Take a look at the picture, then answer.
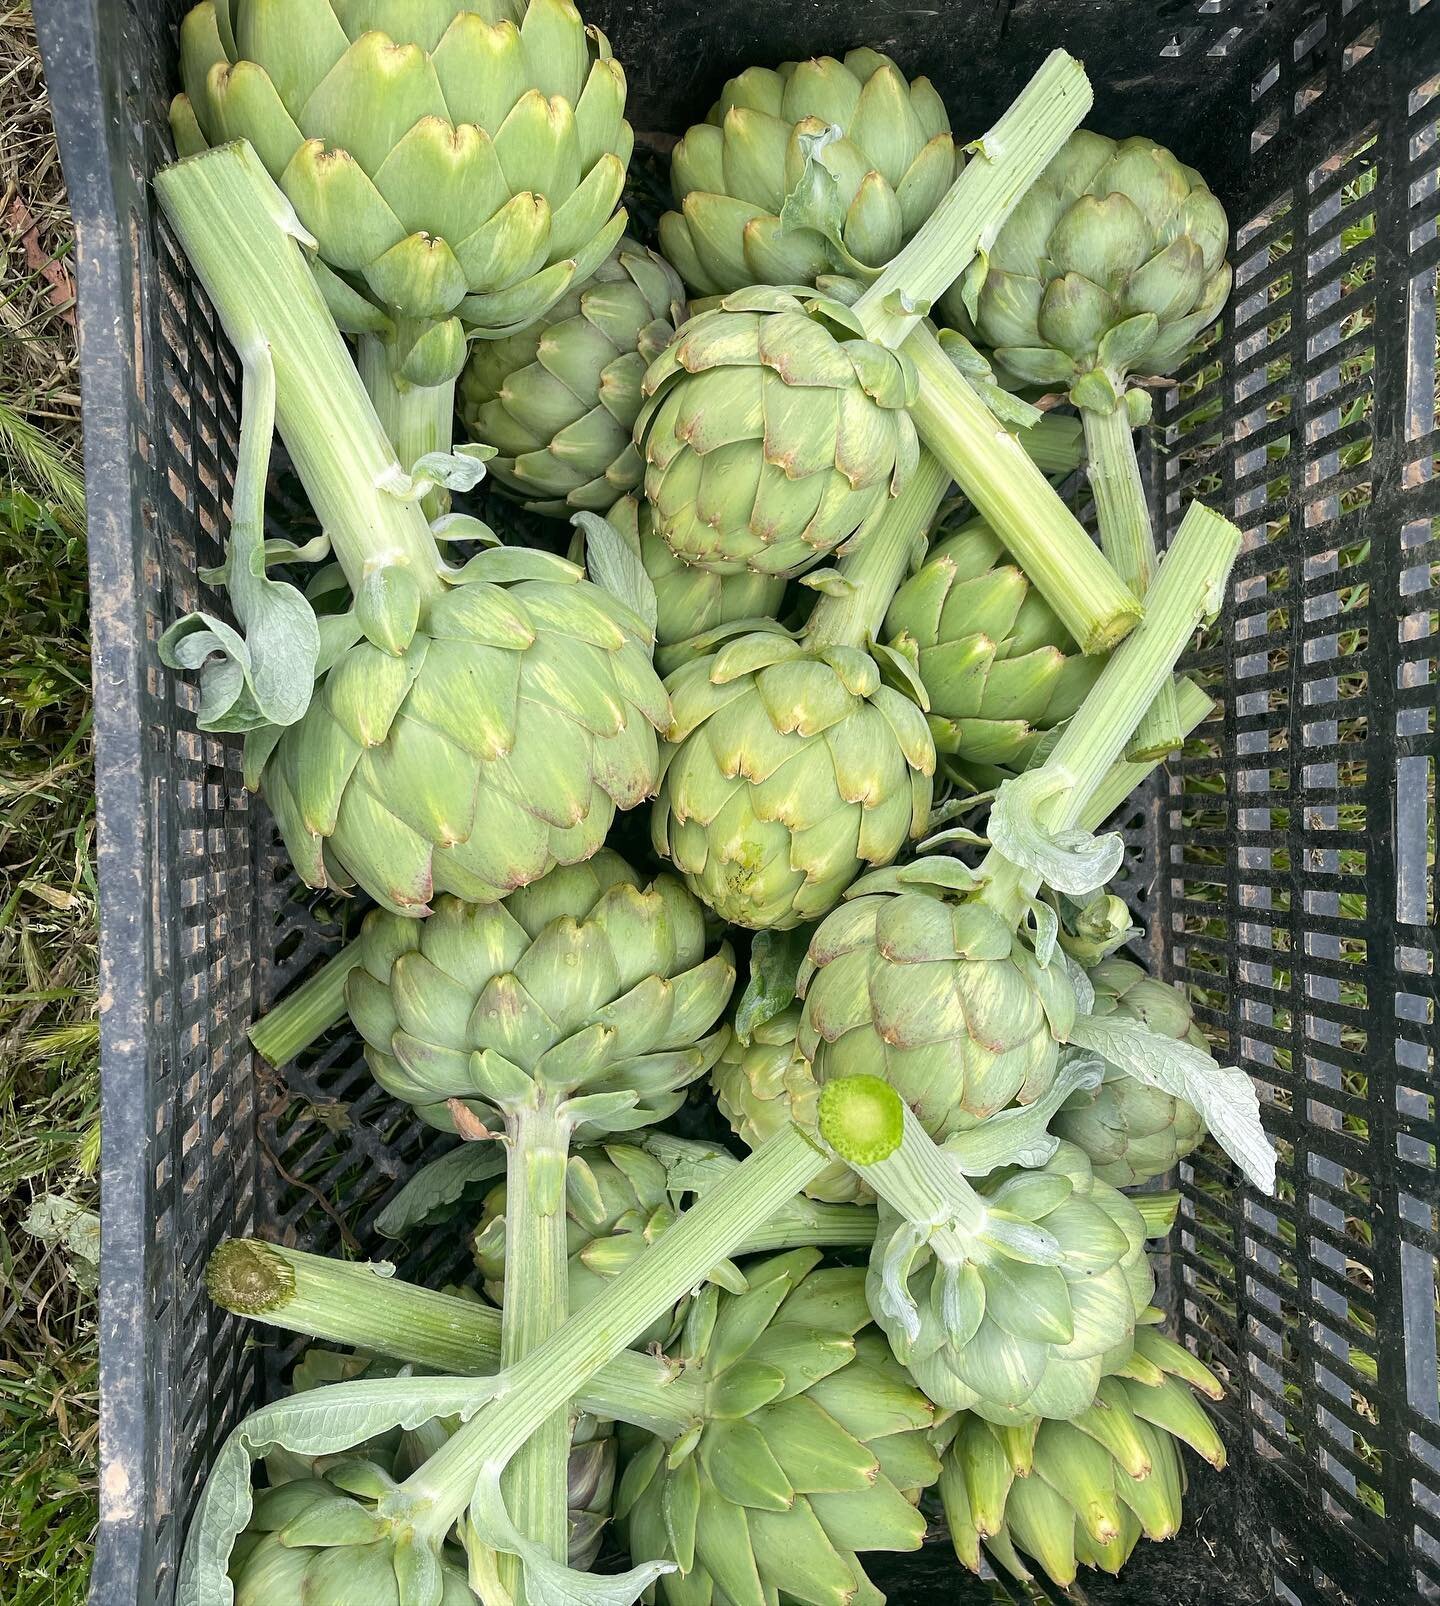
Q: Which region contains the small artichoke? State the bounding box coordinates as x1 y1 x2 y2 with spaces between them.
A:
943 131 1231 415
344 850 734 1134
1053 957 1208 1186
566 1412 619 1572
941 1323 1227 1587
459 239 686 513
174 0 632 382
712 1005 869 1204
617 1249 940 1606
661 50 959 297
636 286 919 578
869 1141 1154 1422
884 508 1104 785
261 552 669 916
652 635 934 930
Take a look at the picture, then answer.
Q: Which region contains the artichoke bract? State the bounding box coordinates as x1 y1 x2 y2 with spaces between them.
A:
460 239 686 514
713 1005 871 1204
261 550 669 916
617 1249 940 1606
1053 957 1208 1185
942 1323 1227 1587
869 1141 1154 1422
884 508 1104 786
636 286 920 579
660 50 960 297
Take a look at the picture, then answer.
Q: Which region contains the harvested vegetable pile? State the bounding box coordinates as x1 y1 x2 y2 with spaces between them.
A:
155 6 1276 1602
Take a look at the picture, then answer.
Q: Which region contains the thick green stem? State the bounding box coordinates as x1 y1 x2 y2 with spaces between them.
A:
805 450 950 650
1078 675 1213 832
358 325 457 522
1021 411 1083 477
401 1125 832 1538
154 142 444 603
907 326 1141 655
248 945 364 1066
853 50 1092 349
499 1103 576 1598
1082 401 1182 757
204 1238 704 1439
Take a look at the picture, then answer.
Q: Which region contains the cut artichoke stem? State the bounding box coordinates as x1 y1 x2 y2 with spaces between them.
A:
247 944 365 1067
397 1123 838 1543
853 49 1093 350
154 143 445 606
907 326 1140 656
805 448 951 650
204 1238 707 1440
979 501 1242 925
1022 412 1084 477
1081 399 1183 758
358 323 459 523
1077 676 1213 832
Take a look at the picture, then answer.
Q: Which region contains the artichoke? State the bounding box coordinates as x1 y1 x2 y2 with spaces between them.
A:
661 51 959 297
616 1249 940 1606
1052 957 1208 1186
261 551 669 916
883 507 1105 785
941 1322 1227 1587
652 634 934 930
343 850 733 1134
565 1412 619 1571
174 0 632 381
942 131 1231 414
868 1141 1154 1422
712 1005 869 1204
459 239 686 514
636 286 920 578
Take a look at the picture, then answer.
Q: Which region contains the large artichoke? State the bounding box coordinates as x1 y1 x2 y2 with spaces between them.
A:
941 1322 1227 1587
868 1140 1154 1422
884 508 1104 786
636 286 919 578
942 131 1231 412
261 551 669 916
460 239 686 513
1052 957 1208 1185
661 51 959 297
174 0 632 384
652 634 934 930
616 1248 940 1606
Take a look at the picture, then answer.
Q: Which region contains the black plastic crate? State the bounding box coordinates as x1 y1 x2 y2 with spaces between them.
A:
35 0 1439 1602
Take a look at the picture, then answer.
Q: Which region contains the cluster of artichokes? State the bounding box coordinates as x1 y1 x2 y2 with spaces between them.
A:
157 8 1267 1605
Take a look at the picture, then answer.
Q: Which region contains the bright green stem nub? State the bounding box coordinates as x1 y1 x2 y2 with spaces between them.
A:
1082 400 1183 758
248 944 364 1067
358 326 458 523
203 1239 705 1440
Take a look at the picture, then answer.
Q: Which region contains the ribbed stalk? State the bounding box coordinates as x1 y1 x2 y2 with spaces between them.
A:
1078 675 1212 832
1021 411 1083 477
907 327 1140 654
153 142 444 603
248 945 364 1067
1082 400 1182 757
358 323 457 523
401 1124 833 1541
805 450 950 650
204 1238 705 1439
499 1102 575 1600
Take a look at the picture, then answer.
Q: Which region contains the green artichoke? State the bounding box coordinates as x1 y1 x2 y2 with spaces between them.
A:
459 239 686 513
712 1005 870 1205
941 1322 1227 1587
174 0 632 381
868 1141 1154 1422
616 1248 940 1606
344 850 733 1134
1052 957 1208 1186
652 634 934 930
260 551 669 916
942 131 1231 414
883 508 1105 785
661 51 959 297
636 286 920 578
565 1412 619 1571
595 494 786 674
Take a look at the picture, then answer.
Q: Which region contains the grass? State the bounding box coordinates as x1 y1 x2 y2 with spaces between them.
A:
0 5 99 1602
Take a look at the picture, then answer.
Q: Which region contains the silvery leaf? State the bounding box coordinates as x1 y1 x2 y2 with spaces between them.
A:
376 1145 508 1239
990 769 1124 895
572 511 657 640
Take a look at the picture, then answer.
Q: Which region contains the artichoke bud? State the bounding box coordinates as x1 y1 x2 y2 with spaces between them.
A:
355 564 422 655
1057 892 1136 965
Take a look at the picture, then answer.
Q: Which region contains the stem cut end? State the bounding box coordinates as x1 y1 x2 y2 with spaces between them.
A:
206 1238 296 1316
817 1076 904 1166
